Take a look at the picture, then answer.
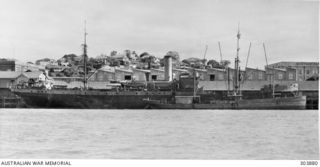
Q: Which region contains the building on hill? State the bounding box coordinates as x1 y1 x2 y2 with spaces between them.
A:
45 64 65 72
0 59 15 71
267 61 319 81
15 71 44 84
15 61 45 72
109 54 130 66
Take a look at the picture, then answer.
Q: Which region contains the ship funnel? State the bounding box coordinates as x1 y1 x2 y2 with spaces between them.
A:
164 55 173 81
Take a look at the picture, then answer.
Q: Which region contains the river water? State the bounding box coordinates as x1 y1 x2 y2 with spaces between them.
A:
0 109 318 159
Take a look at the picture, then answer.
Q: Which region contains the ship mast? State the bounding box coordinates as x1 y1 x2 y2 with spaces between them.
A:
234 23 241 96
83 21 88 90
202 45 208 60
218 42 223 62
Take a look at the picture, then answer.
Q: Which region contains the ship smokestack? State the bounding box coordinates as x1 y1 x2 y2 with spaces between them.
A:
164 55 173 81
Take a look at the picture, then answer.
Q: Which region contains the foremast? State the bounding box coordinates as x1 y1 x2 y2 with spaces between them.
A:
82 21 88 90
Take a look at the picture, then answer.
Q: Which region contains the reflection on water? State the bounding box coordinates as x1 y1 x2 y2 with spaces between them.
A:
0 109 318 159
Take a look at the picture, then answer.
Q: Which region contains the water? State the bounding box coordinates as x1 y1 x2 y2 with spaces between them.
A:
0 109 318 159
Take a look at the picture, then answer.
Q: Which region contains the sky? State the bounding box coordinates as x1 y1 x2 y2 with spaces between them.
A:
0 0 318 69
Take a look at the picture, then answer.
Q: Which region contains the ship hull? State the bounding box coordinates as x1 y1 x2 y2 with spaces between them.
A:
146 96 307 109
12 89 172 109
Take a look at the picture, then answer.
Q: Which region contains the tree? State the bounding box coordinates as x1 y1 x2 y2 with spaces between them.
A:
62 68 75 77
61 54 78 62
139 52 150 58
124 50 132 60
110 51 117 56
140 52 155 69
35 58 51 65
220 60 231 68
207 59 220 68
165 51 180 61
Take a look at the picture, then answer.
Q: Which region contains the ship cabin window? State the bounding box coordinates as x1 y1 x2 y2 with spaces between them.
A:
124 75 132 80
209 74 215 81
288 73 294 80
151 75 157 81
278 73 283 80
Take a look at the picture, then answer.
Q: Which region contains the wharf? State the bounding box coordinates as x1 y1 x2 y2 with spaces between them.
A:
0 96 21 108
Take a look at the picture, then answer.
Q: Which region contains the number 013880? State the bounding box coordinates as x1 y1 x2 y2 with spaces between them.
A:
300 161 318 166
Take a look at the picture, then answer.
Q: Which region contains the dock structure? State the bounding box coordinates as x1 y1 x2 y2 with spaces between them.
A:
0 96 21 108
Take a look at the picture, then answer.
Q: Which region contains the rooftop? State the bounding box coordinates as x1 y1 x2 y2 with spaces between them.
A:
0 71 21 79
268 61 319 67
22 71 44 79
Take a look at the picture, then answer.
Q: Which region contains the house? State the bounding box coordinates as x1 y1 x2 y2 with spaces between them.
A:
15 71 45 84
45 64 65 72
15 60 45 72
0 59 15 71
109 54 130 66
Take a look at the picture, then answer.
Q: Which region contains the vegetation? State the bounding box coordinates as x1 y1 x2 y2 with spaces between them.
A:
38 49 231 78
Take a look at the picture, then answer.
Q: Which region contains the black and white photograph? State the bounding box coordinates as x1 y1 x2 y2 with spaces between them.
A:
0 0 319 164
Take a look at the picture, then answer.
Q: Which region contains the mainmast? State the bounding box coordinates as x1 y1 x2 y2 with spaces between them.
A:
234 23 241 96
83 21 88 90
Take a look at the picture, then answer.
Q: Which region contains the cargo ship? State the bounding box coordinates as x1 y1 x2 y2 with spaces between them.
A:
143 26 307 109
11 26 176 109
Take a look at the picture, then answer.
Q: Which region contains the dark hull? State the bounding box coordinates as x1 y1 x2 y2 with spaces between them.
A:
12 89 172 109
146 96 307 109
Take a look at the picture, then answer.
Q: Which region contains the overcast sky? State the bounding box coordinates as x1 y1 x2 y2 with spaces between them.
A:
0 0 318 68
